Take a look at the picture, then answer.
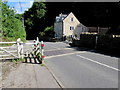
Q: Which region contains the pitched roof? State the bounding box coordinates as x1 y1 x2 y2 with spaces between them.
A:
55 13 68 22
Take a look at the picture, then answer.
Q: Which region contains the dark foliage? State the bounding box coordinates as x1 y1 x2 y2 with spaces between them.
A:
24 2 120 39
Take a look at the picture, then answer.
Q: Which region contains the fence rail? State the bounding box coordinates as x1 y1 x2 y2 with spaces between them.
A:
0 37 44 62
0 42 16 44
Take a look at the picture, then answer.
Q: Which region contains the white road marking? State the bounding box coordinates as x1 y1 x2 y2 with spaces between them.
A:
45 48 75 52
45 51 86 59
77 55 120 71
44 43 61 50
50 45 61 49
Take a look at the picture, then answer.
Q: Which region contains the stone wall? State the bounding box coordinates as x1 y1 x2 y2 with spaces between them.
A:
72 34 120 54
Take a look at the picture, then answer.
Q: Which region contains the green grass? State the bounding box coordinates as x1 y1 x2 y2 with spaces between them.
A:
11 58 24 63
11 59 18 64
0 37 26 47
41 63 46 66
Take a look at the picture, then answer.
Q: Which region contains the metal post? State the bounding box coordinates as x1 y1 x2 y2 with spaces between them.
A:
95 35 98 49
98 26 100 34
41 41 44 60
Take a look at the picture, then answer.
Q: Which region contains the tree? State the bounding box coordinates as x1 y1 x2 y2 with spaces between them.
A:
39 31 45 37
38 25 55 39
24 2 46 39
44 25 54 37
1 1 26 40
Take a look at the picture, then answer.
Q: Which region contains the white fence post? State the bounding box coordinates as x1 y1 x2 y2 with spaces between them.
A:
21 43 24 59
41 41 44 60
36 37 39 43
17 38 21 58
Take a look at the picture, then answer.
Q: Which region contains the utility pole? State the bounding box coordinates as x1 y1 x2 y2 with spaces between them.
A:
22 16 25 28
19 0 25 28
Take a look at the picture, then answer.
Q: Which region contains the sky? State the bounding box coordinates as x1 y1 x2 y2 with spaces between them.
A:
5 0 119 14
3 0 119 14
6 0 34 14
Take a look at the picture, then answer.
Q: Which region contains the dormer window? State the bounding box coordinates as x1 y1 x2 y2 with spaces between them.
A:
71 18 73 21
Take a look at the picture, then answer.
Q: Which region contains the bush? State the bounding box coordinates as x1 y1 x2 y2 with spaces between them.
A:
44 26 55 37
1 1 26 41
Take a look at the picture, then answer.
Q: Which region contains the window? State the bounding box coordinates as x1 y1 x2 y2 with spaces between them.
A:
70 26 74 30
71 18 73 21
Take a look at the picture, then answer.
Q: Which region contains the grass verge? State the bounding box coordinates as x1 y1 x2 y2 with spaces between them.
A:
0 37 26 47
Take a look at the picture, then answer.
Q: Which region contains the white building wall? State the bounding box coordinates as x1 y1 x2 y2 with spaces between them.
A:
54 12 88 39
63 12 81 38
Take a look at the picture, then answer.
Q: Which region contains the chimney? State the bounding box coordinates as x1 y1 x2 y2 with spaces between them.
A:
59 13 62 16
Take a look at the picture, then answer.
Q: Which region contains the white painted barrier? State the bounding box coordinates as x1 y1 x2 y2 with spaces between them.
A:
0 37 44 61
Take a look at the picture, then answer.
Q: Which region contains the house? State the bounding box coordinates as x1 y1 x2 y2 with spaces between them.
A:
54 12 88 40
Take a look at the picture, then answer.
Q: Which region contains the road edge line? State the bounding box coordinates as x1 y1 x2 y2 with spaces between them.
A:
77 55 120 71
42 61 65 89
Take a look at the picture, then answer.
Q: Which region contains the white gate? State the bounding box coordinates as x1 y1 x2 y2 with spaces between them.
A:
0 37 44 61
0 38 23 60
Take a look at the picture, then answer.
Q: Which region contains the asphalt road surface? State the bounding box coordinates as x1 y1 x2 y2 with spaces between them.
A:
44 42 119 88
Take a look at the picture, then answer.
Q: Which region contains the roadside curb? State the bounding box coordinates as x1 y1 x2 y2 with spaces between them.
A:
42 61 65 89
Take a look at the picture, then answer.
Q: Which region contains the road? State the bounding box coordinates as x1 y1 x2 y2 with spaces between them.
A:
44 42 119 88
